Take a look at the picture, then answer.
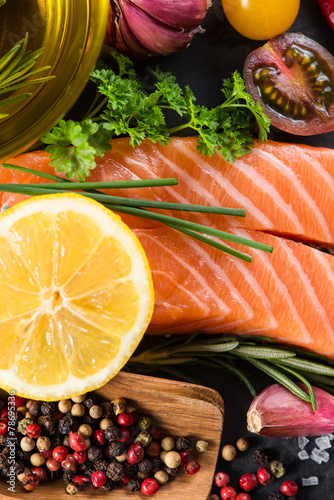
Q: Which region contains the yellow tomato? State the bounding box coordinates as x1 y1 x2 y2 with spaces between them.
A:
221 0 300 40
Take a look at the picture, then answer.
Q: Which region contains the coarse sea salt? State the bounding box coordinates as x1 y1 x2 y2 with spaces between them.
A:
298 450 309 460
310 447 330 463
315 435 331 450
298 436 309 449
301 476 319 486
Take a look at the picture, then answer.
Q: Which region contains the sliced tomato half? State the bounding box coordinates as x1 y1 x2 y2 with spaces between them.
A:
244 33 334 135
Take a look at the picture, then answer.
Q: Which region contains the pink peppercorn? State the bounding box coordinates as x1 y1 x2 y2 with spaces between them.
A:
52 446 69 463
126 443 144 464
184 460 201 475
235 494 251 500
13 396 25 407
215 472 230 488
73 474 91 485
93 430 106 445
39 448 52 459
118 412 134 427
0 409 8 419
91 471 106 488
62 454 76 471
119 427 131 443
239 473 258 492
0 419 8 435
280 480 298 496
46 457 61 471
73 450 86 464
220 486 237 500
180 450 190 466
26 424 42 439
257 466 273 485
31 466 47 482
122 475 131 484
141 478 160 496
22 474 39 491
69 431 87 451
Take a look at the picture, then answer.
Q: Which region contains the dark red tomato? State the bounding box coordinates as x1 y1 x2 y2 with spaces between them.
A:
317 0 334 31
244 32 334 135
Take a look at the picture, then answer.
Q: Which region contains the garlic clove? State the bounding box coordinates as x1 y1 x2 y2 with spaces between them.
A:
247 383 334 438
127 0 210 29
117 10 153 58
118 0 197 56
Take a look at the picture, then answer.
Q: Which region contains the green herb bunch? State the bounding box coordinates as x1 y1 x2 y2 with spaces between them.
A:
42 49 271 181
127 332 334 410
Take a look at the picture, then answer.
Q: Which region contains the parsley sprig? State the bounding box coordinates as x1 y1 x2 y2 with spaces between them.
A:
42 49 270 181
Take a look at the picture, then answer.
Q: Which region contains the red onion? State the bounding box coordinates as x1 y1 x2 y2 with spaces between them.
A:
104 0 211 59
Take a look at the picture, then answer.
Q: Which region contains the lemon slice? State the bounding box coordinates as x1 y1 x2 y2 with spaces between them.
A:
0 193 154 400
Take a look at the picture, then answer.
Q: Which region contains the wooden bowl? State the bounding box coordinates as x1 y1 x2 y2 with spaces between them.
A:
0 372 224 499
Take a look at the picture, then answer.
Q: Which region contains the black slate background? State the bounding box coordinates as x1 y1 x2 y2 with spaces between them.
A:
132 0 334 498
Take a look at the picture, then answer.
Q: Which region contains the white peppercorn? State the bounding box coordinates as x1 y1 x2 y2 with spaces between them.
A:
160 451 168 464
89 405 103 419
71 403 85 418
71 394 86 403
20 437 35 452
154 470 169 484
222 444 237 461
164 451 181 469
36 436 51 451
58 400 72 413
196 440 209 453
78 424 92 438
100 418 113 430
17 467 31 481
30 453 45 467
161 436 175 451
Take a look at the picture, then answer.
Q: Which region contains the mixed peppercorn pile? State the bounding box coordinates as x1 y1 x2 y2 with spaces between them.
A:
0 393 204 495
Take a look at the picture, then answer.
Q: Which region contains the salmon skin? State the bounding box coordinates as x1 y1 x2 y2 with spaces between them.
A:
2 137 334 359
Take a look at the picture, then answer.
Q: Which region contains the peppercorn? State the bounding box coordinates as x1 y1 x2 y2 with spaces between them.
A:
268 493 285 500
141 477 160 496
20 436 35 452
58 400 72 414
87 446 103 462
209 495 220 500
135 430 152 447
253 448 269 465
15 460 25 475
175 435 192 451
63 470 76 484
18 417 34 435
146 441 161 457
50 434 63 448
17 467 32 481
106 462 126 481
65 483 78 495
257 465 274 485
22 473 39 491
17 449 31 463
196 440 209 452
58 415 79 434
41 416 57 435
270 460 286 478
164 450 181 469
125 462 138 476
137 415 154 431
26 400 42 417
17 405 28 417
41 402 56 416
104 426 121 442
112 398 126 416
31 465 48 482
100 401 113 417
236 437 250 451
0 453 9 469
100 479 117 491
100 418 113 431
161 436 175 451
222 444 237 461
71 404 85 418
71 394 86 403
93 459 109 472
36 436 51 451
89 405 103 419
151 456 163 473
138 458 153 475
116 451 127 462
154 469 169 484
77 423 92 439
30 453 45 467
82 414 95 425
128 478 141 492
164 465 179 476
83 396 96 409
48 469 60 481
108 441 125 458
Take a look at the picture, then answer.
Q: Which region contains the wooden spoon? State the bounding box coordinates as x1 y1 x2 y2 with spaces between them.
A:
0 371 224 499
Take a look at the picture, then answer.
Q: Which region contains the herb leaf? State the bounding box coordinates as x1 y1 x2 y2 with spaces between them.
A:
42 49 271 181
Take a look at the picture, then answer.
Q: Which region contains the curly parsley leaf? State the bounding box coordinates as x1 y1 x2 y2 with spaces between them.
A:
41 50 271 180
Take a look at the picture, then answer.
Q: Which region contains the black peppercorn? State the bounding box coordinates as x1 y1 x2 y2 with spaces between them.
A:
41 416 57 435
87 446 103 462
58 415 79 434
137 470 149 480
175 436 192 451
82 414 95 426
78 463 94 477
41 402 56 416
17 449 31 462
151 456 163 473
108 441 125 457
106 462 126 481
128 478 141 492
0 453 9 470
62 470 76 484
104 426 121 442
209 495 220 500
50 434 63 448
47 469 60 481
100 479 117 491
138 458 153 475
125 462 138 476
83 396 96 409
14 460 25 475
101 401 113 418
164 465 179 476
93 459 109 472
253 448 269 465
26 400 42 416
268 493 285 500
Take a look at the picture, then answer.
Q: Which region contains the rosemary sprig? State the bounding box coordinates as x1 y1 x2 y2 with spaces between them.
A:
0 163 273 262
128 333 334 408
0 33 54 119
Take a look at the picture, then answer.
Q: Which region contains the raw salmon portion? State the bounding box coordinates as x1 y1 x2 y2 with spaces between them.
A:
2 138 334 359
3 137 334 244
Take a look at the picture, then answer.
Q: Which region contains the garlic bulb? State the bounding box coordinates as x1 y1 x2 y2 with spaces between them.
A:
247 383 334 438
105 0 211 59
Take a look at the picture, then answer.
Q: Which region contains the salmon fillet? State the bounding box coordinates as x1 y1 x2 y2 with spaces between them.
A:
2 138 334 359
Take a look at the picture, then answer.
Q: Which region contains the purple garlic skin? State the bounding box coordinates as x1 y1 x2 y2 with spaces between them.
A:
105 0 210 59
247 383 334 438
